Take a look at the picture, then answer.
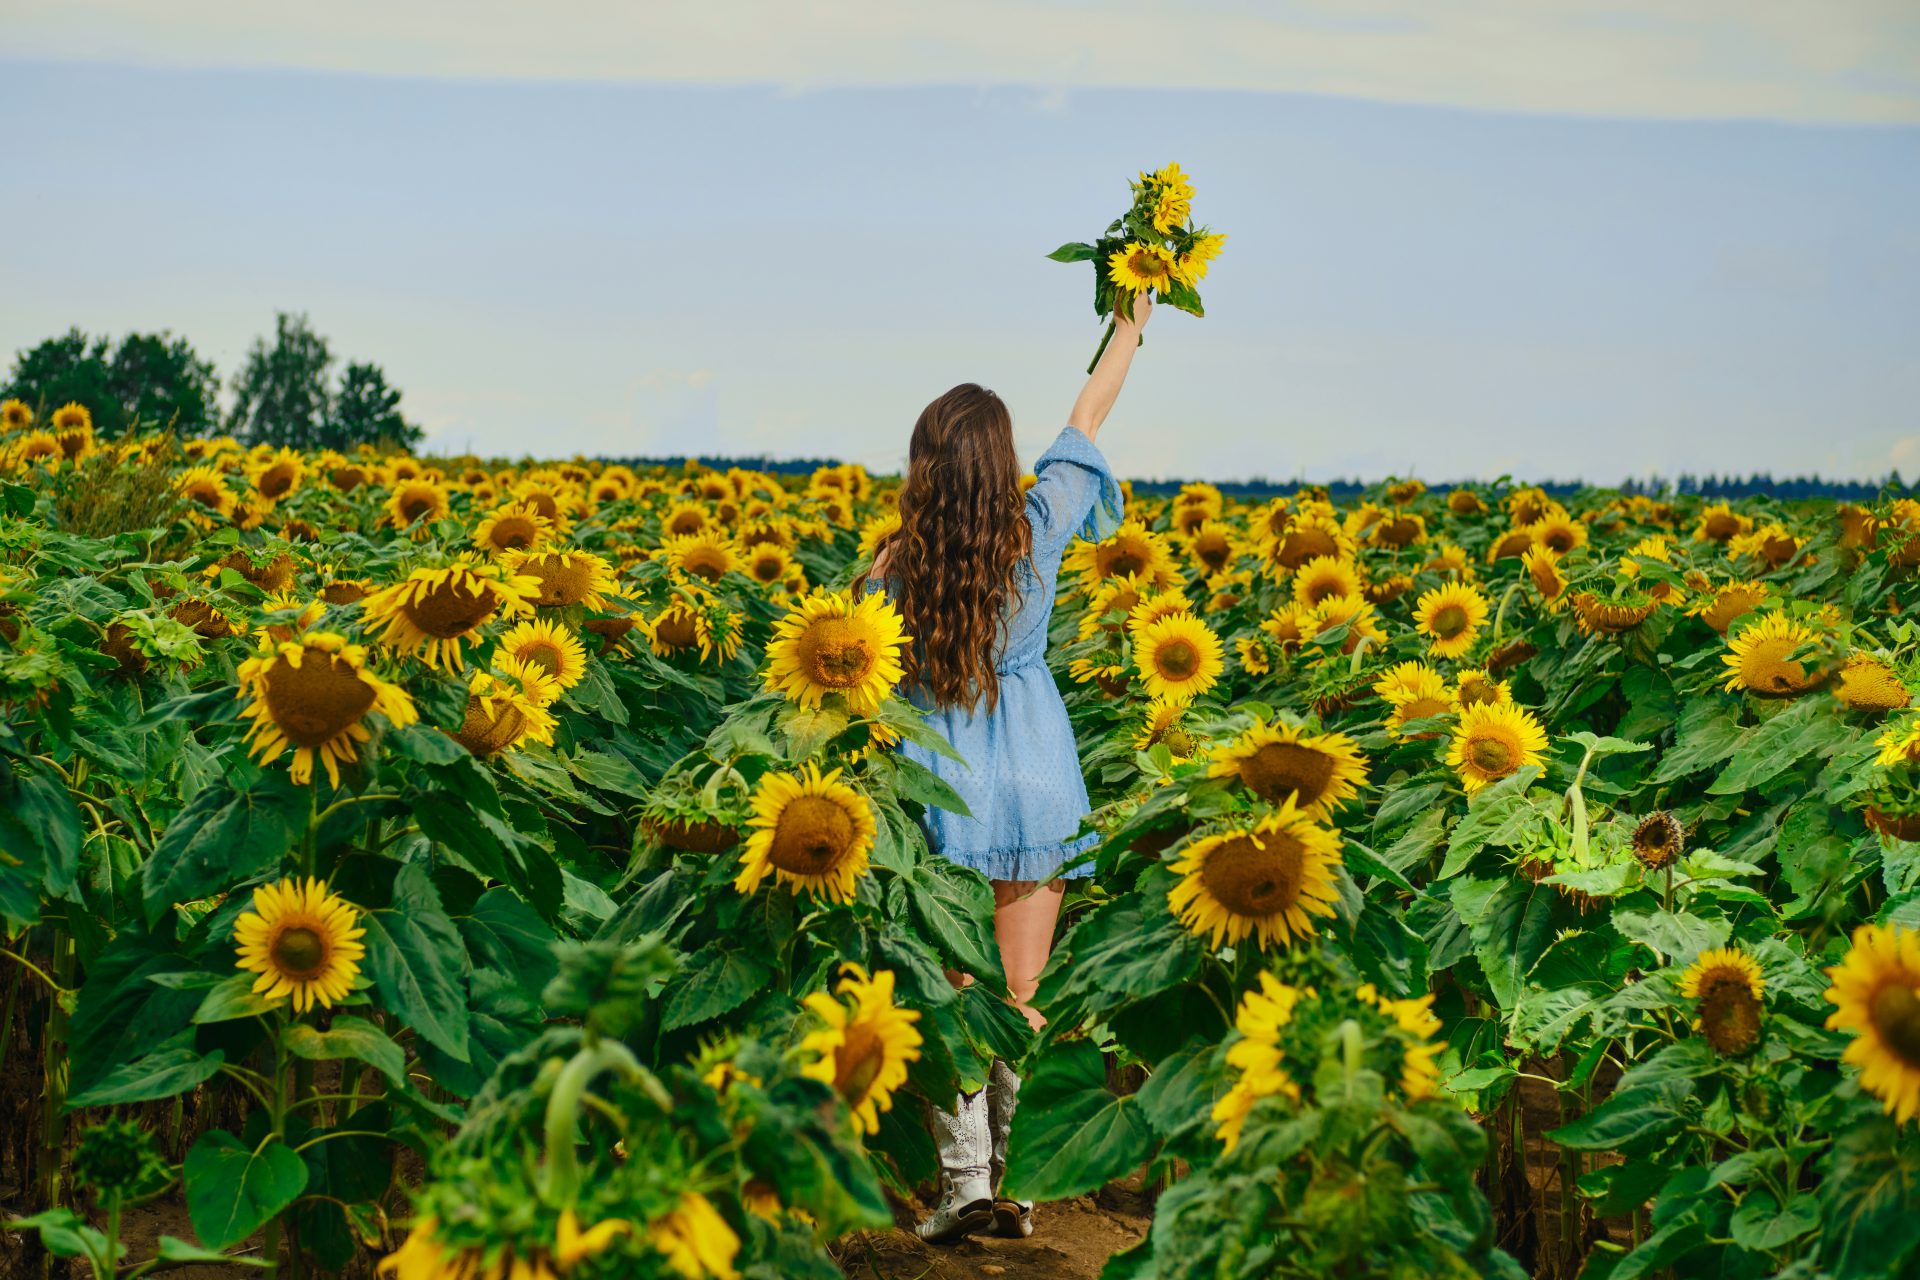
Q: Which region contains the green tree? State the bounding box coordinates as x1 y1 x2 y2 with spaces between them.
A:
4 328 219 436
328 361 422 451
227 312 334 449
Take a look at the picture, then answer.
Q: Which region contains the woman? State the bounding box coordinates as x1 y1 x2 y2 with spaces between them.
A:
862 294 1151 1244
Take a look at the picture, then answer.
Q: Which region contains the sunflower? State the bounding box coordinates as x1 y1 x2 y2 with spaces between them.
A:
798 962 923 1136
384 479 452 533
497 617 589 690
233 877 366 1014
1356 983 1445 1100
734 763 875 904
249 447 305 501
1681 947 1765 1057
1068 520 1178 590
1205 721 1366 818
1132 698 1199 761
1447 702 1549 794
50 401 92 437
556 1210 631 1273
1260 603 1311 652
1306 593 1385 656
1145 161 1195 233
1694 580 1771 635
1413 582 1489 659
1525 513 1587 556
1290 556 1363 610
472 500 554 556
235 632 419 787
505 548 624 610
661 532 741 583
1875 717 1920 769
741 541 794 589
1379 664 1455 739
1835 654 1910 713
1694 502 1751 544
1077 574 1150 639
0 398 30 432
447 659 559 757
1127 586 1193 637
1824 924 1920 1124
661 500 713 539
1167 801 1343 951
1487 527 1536 563
857 512 901 561
1453 668 1511 709
1108 241 1178 294
1068 657 1130 697
1182 521 1239 576
763 591 909 715
361 560 540 671
1721 612 1827 697
1212 972 1303 1152
647 1193 741 1280
1571 590 1659 637
1235 635 1272 675
1447 488 1488 516
1523 548 1568 610
1174 230 1227 285
1132 611 1224 704
1632 811 1685 869
175 465 238 521
1264 513 1353 573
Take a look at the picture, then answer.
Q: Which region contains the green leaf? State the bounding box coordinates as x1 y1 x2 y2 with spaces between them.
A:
1613 908 1729 964
192 972 281 1023
567 748 650 798
1819 1117 1920 1276
143 774 306 926
889 756 973 818
5 1208 114 1261
1708 698 1845 795
285 1015 408 1087
661 944 773 1031
1439 768 1544 878
459 887 559 1000
780 703 849 758
156 1236 271 1267
1132 1042 1214 1139
1729 1190 1817 1252
15 769 82 895
67 1032 225 1107
1003 1042 1153 1201
906 863 1004 985
1548 1079 1690 1151
1651 697 1746 783
1046 241 1099 262
363 863 471 1063
184 1129 309 1251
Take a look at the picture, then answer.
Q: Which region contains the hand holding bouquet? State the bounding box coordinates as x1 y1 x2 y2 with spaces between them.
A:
1048 161 1226 372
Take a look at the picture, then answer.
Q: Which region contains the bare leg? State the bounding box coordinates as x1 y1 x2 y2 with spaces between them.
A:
992 879 1066 1031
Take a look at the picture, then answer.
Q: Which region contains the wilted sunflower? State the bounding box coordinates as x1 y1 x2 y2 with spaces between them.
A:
1632 811 1685 870
497 617 589 690
249 447 305 501
236 632 419 786
661 532 742 583
233 877 366 1014
1835 654 1910 713
1722 611 1827 697
1212 972 1303 1152
1447 702 1549 794
446 658 559 757
1206 720 1366 818
1133 611 1224 704
384 478 452 533
1413 582 1489 659
798 962 923 1135
1167 800 1343 951
763 591 908 715
1682 946 1765 1057
1290 556 1363 609
506 548 624 610
471 500 553 555
647 1193 741 1280
361 560 540 671
1823 923 1920 1124
735 762 876 904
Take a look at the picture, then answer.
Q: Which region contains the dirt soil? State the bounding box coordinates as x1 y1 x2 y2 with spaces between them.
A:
837 1180 1151 1280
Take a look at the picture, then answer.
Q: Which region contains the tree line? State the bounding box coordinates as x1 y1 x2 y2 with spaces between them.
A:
1 312 422 451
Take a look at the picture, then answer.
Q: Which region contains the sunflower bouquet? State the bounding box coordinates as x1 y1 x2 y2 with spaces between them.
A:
1048 161 1227 372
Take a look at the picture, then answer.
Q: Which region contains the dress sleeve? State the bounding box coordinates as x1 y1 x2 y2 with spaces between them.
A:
1025 426 1125 570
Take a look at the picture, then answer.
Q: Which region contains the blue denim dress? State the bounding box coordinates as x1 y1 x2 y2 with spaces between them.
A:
866 425 1125 882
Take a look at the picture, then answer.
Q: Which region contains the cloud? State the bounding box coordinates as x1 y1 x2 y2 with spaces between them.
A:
4 0 1917 123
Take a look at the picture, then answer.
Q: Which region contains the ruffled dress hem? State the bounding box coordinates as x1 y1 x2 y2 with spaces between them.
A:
938 829 1100 883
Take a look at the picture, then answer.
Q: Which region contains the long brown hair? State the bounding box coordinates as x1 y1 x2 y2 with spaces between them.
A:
863 383 1032 711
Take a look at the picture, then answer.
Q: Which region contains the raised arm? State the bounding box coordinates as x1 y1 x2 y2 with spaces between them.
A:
1066 291 1153 444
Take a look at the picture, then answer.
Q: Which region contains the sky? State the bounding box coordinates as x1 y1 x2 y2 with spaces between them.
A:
2 2 1917 483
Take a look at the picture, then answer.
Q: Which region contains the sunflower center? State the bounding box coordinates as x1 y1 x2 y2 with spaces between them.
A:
668 512 706 536
797 619 875 689
1239 743 1334 807
1703 513 1739 541
521 642 563 674
272 926 327 977
1162 728 1195 757
1869 982 1920 1066
186 482 224 508
1398 696 1452 725
528 558 593 606
681 547 731 582
1199 833 1302 916
1468 735 1515 775
1741 640 1820 696
260 467 295 498
331 466 367 492
834 1025 885 1101
488 516 540 550
262 653 378 748
1458 677 1496 705
1155 640 1199 680
769 796 854 873
1543 527 1576 553
399 493 438 523
1102 546 1148 578
1196 536 1230 572
1430 605 1470 639
654 612 701 649
408 580 497 638
1697 976 1762 1056
750 556 784 583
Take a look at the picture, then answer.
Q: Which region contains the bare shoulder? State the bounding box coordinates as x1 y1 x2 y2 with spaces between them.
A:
870 545 896 578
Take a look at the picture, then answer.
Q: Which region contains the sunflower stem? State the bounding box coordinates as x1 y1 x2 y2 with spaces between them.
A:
1086 320 1118 376
263 1011 288 1275
1491 582 1521 643
541 1038 647 1207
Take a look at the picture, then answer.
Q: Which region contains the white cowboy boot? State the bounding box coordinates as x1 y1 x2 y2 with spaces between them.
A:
986 1059 1034 1238
915 1085 995 1244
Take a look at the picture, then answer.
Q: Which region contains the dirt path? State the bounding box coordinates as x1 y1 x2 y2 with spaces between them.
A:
838 1182 1151 1280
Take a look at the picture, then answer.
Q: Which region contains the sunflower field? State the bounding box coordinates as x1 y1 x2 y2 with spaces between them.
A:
1 402 1919 1280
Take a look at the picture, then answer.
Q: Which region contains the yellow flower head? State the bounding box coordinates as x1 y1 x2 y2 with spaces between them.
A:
762 590 909 716
1205 720 1367 819
1447 702 1549 794
734 762 876 905
235 632 419 787
1132 610 1225 704
1823 924 1920 1124
798 963 923 1135
360 560 541 671
1681 947 1766 1057
233 877 366 1014
1413 582 1490 659
1167 800 1344 951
